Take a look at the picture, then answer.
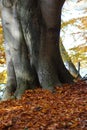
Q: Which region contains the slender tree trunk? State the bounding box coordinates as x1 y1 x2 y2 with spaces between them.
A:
60 41 81 79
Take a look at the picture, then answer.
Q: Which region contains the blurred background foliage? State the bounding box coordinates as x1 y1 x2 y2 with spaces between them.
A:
61 16 87 68
0 22 7 84
61 0 87 76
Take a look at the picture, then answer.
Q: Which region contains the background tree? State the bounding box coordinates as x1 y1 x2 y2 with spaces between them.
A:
60 40 81 78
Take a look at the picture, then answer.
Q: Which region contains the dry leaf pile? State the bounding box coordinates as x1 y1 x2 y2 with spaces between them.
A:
0 81 87 130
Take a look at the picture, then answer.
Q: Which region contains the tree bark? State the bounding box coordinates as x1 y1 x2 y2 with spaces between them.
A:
17 0 74 89
1 0 74 100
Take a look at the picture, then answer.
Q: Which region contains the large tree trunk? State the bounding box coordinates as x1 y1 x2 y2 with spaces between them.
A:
1 0 74 100
1 0 39 100
17 0 74 89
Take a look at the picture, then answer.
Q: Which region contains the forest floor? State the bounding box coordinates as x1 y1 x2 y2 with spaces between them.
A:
0 80 87 130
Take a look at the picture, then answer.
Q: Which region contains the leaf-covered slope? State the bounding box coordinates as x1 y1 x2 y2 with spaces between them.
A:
0 81 87 130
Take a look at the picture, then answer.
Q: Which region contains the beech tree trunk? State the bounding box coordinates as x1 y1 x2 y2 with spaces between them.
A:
1 0 74 100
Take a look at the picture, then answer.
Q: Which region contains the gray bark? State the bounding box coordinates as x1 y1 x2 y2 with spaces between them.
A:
0 0 74 100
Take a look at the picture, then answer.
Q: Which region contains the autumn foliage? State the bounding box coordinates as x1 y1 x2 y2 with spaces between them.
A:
0 25 5 65
0 81 86 130
0 24 7 84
